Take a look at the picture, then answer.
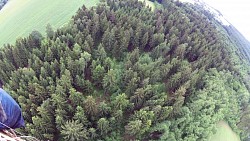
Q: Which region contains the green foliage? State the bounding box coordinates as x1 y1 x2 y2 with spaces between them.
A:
61 120 89 141
97 118 110 136
0 0 250 140
125 120 143 136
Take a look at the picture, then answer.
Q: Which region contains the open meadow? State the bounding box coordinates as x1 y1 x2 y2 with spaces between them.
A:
138 0 155 10
0 0 99 46
208 121 241 141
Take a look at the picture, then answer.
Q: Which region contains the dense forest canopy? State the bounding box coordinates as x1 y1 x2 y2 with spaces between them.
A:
0 0 8 10
0 0 250 140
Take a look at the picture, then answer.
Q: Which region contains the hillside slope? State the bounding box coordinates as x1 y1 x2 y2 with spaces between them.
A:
185 0 250 63
0 0 249 140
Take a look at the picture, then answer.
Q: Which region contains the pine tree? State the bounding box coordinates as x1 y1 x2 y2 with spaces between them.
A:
73 106 88 126
112 93 130 111
97 118 110 135
46 24 54 39
61 120 89 141
125 120 143 136
84 96 98 118
98 101 111 117
92 63 105 87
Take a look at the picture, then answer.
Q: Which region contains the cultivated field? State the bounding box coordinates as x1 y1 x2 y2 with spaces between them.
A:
208 121 241 141
0 0 99 46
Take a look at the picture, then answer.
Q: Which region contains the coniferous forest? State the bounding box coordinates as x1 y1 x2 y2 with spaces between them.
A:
0 0 250 140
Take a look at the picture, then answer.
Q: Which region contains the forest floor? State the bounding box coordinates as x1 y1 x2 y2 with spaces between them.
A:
208 121 240 141
0 0 99 46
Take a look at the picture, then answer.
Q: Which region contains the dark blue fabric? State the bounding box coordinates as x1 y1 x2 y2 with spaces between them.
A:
0 88 25 129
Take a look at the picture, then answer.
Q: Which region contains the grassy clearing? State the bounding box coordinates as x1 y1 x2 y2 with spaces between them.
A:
208 121 240 141
138 0 155 11
0 0 99 46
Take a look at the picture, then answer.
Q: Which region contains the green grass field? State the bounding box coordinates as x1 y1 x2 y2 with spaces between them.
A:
208 121 240 141
0 0 99 46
